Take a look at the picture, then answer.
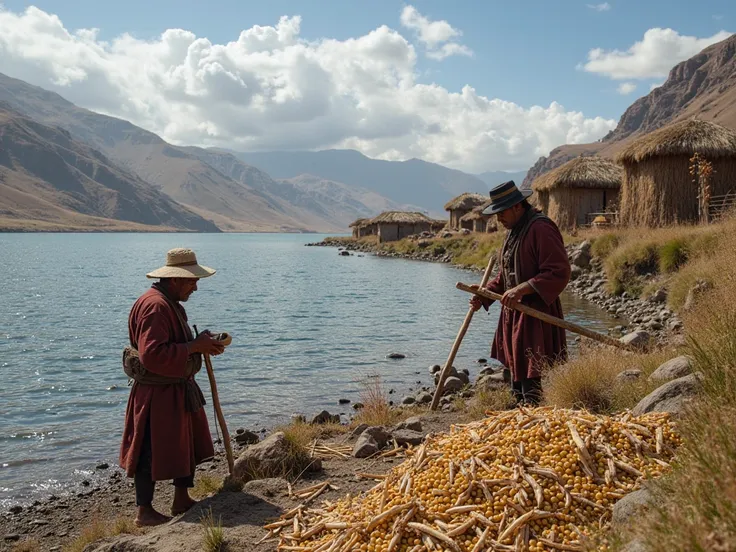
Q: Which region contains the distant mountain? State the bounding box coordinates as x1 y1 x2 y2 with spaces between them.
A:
523 33 736 189
0 103 218 232
222 149 488 213
0 73 403 232
476 170 528 189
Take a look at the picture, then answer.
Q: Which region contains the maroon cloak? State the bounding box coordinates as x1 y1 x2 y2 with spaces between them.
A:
119 287 214 481
484 217 571 381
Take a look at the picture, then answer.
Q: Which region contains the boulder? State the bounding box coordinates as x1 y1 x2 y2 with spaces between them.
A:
455 371 470 385
616 369 643 383
442 376 465 394
612 488 653 527
401 396 416 405
394 417 423 432
434 366 459 385
649 356 693 382
387 352 406 359
350 424 369 438
362 426 391 448
234 429 260 445
415 391 433 405
650 288 667 303
233 432 319 481
352 434 379 458
570 246 591 269
632 373 702 416
392 430 425 447
428 364 442 375
476 373 506 391
311 410 340 424
620 331 651 350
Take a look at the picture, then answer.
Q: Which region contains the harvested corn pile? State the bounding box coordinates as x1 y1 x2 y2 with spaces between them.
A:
262 407 680 552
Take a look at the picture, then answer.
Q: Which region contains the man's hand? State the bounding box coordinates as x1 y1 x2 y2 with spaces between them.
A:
468 284 484 312
189 332 226 356
500 282 533 309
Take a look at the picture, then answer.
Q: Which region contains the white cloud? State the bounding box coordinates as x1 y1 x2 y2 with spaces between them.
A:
582 27 732 80
587 3 611 12
616 82 637 95
0 6 616 173
400 5 472 60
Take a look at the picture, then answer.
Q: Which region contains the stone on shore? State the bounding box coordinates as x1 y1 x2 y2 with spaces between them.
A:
428 364 442 375
632 373 702 416
361 426 391 449
234 429 260 445
353 433 380 458
233 432 319 481
387 352 406 359
401 396 416 405
442 376 464 394
415 391 433 405
393 417 423 432
392 430 425 447
476 373 506 390
311 410 340 424
620 330 651 350
648 356 693 381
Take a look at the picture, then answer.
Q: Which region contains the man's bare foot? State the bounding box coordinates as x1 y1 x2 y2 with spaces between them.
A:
171 487 198 516
135 506 171 527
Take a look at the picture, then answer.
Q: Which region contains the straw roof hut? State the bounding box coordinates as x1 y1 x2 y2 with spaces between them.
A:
532 156 622 230
444 193 488 230
459 200 495 232
371 211 435 242
617 119 736 227
349 218 376 238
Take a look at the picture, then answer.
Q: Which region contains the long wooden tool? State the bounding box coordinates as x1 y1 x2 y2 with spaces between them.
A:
431 253 498 410
456 283 636 352
196 329 235 475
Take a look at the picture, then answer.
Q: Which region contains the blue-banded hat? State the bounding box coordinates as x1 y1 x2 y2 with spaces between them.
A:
482 180 533 216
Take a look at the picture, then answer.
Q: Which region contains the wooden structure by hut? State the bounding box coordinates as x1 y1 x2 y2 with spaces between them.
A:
371 211 434 242
532 156 622 230
617 119 736 227
349 218 376 238
459 201 495 232
444 193 488 230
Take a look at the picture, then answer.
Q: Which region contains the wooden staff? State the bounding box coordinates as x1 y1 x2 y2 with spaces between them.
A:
195 327 235 475
431 253 498 410
455 283 636 352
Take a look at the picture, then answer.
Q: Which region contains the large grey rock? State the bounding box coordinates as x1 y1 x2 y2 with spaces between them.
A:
393 417 423 432
632 373 702 416
649 356 693 382
401 396 416 405
311 410 340 424
392 430 425 447
233 432 319 481
621 330 651 350
234 429 260 445
362 426 391 448
476 373 506 391
570 242 592 269
353 433 379 458
434 366 458 385
650 288 667 303
428 364 442 375
415 391 433 405
442 376 464 394
613 488 653 527
455 371 470 385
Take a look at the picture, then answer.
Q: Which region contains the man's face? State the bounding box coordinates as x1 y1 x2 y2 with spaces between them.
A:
496 203 523 229
171 278 199 302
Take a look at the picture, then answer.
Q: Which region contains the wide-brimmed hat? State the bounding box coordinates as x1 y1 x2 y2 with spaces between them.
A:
482 180 533 216
146 248 216 279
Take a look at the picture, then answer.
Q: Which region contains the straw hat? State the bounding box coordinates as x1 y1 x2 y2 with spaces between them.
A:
146 248 216 279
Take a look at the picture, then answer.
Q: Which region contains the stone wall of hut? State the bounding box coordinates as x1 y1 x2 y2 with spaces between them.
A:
377 222 432 242
547 187 618 230
449 209 470 230
620 155 736 227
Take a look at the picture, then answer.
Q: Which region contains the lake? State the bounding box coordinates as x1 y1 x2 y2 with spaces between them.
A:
0 233 618 507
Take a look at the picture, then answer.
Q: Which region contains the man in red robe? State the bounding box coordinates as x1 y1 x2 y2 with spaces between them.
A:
119 248 226 526
470 181 571 405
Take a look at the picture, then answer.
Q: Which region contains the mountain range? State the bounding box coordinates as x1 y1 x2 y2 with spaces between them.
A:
523 34 736 188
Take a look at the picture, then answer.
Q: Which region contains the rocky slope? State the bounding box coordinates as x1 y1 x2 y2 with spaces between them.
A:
0 104 218 232
523 33 736 189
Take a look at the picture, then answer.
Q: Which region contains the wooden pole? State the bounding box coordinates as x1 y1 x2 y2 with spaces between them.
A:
430 253 498 410
455 282 637 352
203 353 235 475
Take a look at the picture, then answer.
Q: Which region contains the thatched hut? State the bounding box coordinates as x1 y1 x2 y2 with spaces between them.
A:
349 218 376 238
617 119 736 227
444 193 488 230
371 211 435 242
459 201 495 232
349 218 368 238
531 156 622 230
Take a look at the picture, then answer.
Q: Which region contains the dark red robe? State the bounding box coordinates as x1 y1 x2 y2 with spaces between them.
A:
119 287 214 481
484 217 571 381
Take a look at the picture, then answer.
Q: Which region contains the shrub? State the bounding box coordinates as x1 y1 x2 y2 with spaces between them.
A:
590 233 621 260
658 238 690 273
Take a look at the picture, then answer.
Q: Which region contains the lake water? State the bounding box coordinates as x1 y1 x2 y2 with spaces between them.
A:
0 233 618 507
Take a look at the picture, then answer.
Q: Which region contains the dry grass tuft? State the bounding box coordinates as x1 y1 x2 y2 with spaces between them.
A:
462 386 514 420
353 374 398 427
11 540 40 552
544 347 671 413
63 517 140 552
201 508 225 552
192 474 224 499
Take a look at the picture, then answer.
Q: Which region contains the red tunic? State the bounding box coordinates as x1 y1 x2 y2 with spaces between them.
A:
484 218 571 381
119 287 214 481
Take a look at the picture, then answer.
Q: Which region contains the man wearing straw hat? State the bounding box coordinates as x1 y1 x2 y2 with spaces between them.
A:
119 248 226 526
470 181 571 405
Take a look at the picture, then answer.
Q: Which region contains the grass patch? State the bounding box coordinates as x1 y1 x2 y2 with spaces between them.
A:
63 517 140 552
544 347 671 414
590 232 621 260
11 540 40 552
605 241 659 296
353 375 402 427
463 386 514 420
277 419 350 450
201 508 225 552
192 474 224 499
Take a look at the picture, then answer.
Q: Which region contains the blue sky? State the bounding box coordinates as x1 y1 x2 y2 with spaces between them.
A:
0 1 733 171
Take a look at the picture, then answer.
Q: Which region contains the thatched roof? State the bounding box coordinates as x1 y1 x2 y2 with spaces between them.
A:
460 201 493 221
617 119 736 164
444 193 488 211
349 218 370 228
532 156 622 192
370 211 433 224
